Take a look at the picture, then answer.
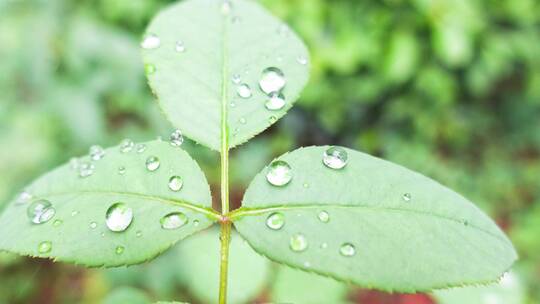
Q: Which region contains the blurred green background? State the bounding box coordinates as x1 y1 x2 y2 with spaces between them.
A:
0 0 539 303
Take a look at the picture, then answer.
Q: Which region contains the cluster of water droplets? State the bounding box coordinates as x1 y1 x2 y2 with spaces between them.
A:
140 28 188 75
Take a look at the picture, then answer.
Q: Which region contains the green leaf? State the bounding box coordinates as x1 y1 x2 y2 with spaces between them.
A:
103 287 151 304
233 146 517 292
175 228 271 304
271 266 349 303
0 140 218 267
142 0 310 151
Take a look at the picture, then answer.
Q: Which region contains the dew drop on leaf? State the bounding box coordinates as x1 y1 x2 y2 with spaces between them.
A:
232 74 241 84
237 83 252 98
290 233 308 252
265 93 286 111
239 117 247 124
168 176 184 192
318 211 330 223
160 212 188 230
71 210 79 217
302 183 309 188
268 116 277 123
297 55 308 65
145 63 156 75
402 193 412 202
303 261 311 268
89 222 97 229
119 139 134 153
89 145 105 161
53 219 63 227
105 203 133 232
175 40 186 53
266 160 292 186
141 33 160 49
266 212 285 230
118 166 126 175
146 156 160 171
323 146 348 170
320 242 328 249
136 230 143 238
135 143 146 153
27 200 55 224
259 67 286 95
15 191 32 205
339 243 356 257
78 162 95 178
38 241 52 254
193 219 200 227
169 129 184 147
115 246 125 255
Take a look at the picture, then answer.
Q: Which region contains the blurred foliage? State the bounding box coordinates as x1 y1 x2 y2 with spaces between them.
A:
0 0 539 303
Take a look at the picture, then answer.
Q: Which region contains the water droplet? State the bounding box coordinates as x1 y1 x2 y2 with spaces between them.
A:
320 242 328 249
269 116 277 123
71 210 79 217
160 212 188 230
193 219 200 227
237 83 252 98
118 166 126 175
221 0 233 15
100 232 106 237
266 212 285 230
402 193 412 202
230 102 236 108
297 55 308 65
105 203 133 232
168 176 183 192
141 33 160 49
136 230 143 237
146 156 160 171
323 146 348 170
303 183 310 188
339 243 356 257
169 129 184 147
239 117 246 124
38 241 52 254
53 219 63 227
290 234 308 252
27 200 55 224
259 67 286 94
115 246 125 255
15 191 32 205
145 63 156 75
303 261 311 268
175 40 186 53
265 92 286 110
78 162 95 178
119 139 134 153
136 143 147 153
266 160 292 186
318 211 330 223
89 145 105 161
232 74 242 84
277 54 284 62
90 222 97 229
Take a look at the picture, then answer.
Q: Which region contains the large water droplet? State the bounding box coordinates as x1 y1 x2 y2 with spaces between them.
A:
175 40 186 53
78 162 95 178
141 33 160 49
339 243 356 257
290 234 308 252
168 176 183 192
27 200 55 224
119 139 134 153
297 55 308 65
266 160 292 186
89 145 105 161
402 193 412 202
265 92 286 111
318 211 330 223
146 156 160 171
323 147 348 170
105 203 133 232
161 212 188 230
169 129 184 147
237 84 252 98
266 212 285 230
136 143 147 153
38 241 52 254
259 67 286 94
15 191 32 205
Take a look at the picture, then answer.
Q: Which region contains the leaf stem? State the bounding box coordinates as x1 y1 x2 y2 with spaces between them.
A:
218 220 232 304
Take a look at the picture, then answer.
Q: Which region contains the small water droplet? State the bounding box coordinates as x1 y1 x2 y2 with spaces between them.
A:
339 243 356 257
265 92 286 110
259 67 286 94
136 230 143 237
136 143 147 153
71 210 79 217
266 212 285 230
269 116 277 123
239 117 246 124
78 162 95 178
318 211 330 223
119 139 134 153
297 55 308 65
277 54 284 62
232 74 242 84
303 183 309 188
290 234 308 252
38 241 52 254
237 83 252 98
169 129 184 147
323 146 348 170
160 212 188 230
145 63 156 75
146 156 160 171
100 232 106 237
89 145 105 161
27 200 55 224
402 193 412 202
90 222 97 229
115 246 125 255
221 0 233 15
193 219 200 227
266 160 292 186
168 176 184 192
303 261 311 268
15 191 32 205
105 203 133 232
118 166 126 175
175 40 186 53
320 242 328 249
230 102 236 108
141 33 161 49
53 219 63 227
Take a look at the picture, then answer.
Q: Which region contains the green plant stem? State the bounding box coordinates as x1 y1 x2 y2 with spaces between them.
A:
218 220 232 304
